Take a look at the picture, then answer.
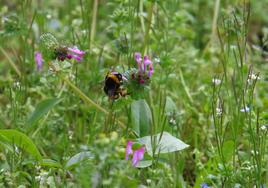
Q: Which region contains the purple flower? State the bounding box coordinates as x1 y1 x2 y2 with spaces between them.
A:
201 183 210 188
125 141 133 160
134 52 142 72
134 52 142 64
133 52 154 77
125 141 145 167
67 46 85 62
148 64 154 77
34 51 44 71
132 146 145 166
143 55 152 72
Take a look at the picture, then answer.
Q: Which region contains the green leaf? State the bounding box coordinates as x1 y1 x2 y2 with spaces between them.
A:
135 160 152 168
137 132 189 156
65 151 93 169
131 99 152 137
165 96 178 114
0 129 42 160
40 159 62 168
27 98 62 126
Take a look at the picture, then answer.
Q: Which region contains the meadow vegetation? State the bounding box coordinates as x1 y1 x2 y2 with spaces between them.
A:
0 0 268 187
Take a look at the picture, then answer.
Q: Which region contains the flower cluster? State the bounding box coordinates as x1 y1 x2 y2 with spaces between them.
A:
131 52 154 84
125 141 145 167
35 33 85 71
34 46 85 71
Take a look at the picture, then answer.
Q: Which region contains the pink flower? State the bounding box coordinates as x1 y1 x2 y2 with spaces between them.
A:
132 147 145 166
34 51 43 71
67 47 85 56
67 47 85 62
125 141 133 160
148 64 153 77
143 55 152 72
134 52 142 72
133 52 154 77
134 52 142 64
125 141 145 167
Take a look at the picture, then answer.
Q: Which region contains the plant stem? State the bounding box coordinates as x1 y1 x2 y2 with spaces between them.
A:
89 0 98 50
143 1 154 55
0 47 22 78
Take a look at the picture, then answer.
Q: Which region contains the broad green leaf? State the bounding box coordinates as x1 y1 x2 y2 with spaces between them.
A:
135 160 152 168
165 96 178 114
40 159 62 168
0 129 42 160
137 132 189 156
27 98 62 126
65 151 93 169
131 99 152 137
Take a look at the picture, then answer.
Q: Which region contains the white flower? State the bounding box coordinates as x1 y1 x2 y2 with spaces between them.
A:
260 125 267 131
240 106 250 113
216 107 222 116
248 73 260 80
154 57 160 63
247 73 260 84
169 118 176 125
212 78 221 85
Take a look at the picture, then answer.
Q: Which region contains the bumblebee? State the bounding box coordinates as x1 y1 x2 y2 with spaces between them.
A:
54 47 69 61
104 72 127 100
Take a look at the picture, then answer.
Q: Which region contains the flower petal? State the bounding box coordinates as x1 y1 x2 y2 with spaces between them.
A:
132 146 145 166
143 55 152 71
134 52 142 64
125 141 133 160
34 51 44 71
147 64 154 77
68 47 85 56
67 54 82 61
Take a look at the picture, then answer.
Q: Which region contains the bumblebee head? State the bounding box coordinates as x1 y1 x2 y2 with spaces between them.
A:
105 72 123 84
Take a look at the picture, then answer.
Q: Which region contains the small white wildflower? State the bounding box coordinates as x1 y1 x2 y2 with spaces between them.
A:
68 130 73 140
81 29 87 34
248 73 260 80
240 106 250 113
154 57 160 63
216 107 222 116
260 125 267 131
46 14 52 19
35 165 41 171
247 73 260 84
146 179 152 184
13 81 21 88
230 45 237 50
212 78 221 85
169 118 176 125
251 150 259 155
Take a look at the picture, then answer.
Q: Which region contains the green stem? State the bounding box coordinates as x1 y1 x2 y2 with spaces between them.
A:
89 0 98 50
0 47 22 78
143 2 154 54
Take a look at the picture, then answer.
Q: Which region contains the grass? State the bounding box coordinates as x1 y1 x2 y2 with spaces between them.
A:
0 0 268 187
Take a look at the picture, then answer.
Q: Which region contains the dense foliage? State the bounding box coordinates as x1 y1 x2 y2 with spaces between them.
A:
0 0 268 187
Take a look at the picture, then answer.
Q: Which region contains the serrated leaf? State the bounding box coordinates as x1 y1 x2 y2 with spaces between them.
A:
0 129 42 160
131 99 152 137
65 151 93 169
27 98 62 126
137 132 189 156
